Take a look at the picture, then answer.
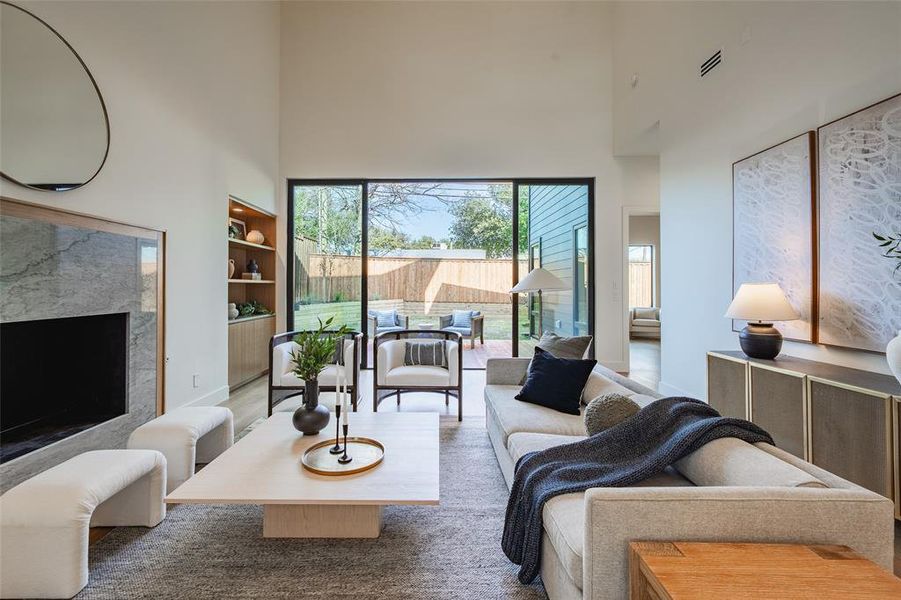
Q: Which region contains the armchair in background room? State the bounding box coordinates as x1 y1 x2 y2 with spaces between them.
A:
439 309 484 348
367 309 410 339
629 306 661 339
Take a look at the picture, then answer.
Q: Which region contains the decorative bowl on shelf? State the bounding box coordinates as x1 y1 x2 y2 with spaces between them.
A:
246 230 265 245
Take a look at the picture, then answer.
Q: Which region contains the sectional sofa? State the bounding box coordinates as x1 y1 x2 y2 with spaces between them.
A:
485 358 894 600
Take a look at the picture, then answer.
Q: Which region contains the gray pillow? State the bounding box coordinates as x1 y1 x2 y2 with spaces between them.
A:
537 333 592 359
584 393 641 436
403 341 447 368
519 333 594 385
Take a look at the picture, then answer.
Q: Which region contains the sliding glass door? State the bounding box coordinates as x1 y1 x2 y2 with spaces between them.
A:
365 181 514 368
288 178 593 368
514 181 593 357
288 182 363 333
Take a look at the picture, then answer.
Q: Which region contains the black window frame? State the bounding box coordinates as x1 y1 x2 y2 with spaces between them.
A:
287 177 595 367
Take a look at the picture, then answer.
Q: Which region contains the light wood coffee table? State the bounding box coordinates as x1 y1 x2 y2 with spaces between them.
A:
166 412 439 538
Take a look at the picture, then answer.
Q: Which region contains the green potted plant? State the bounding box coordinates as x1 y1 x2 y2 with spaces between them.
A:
290 317 351 435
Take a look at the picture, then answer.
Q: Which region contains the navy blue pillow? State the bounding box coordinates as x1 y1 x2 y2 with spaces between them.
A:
515 347 597 415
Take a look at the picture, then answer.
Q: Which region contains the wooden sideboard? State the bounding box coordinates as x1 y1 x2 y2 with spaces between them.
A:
707 351 901 518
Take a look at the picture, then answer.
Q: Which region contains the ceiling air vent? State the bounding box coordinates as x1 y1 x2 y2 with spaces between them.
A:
700 49 722 78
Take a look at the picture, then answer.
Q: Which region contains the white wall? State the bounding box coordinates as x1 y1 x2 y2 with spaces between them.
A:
280 0 655 370
0 1 280 409
613 1 901 397
629 215 661 307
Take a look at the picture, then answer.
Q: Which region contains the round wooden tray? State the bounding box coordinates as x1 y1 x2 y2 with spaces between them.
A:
301 436 385 476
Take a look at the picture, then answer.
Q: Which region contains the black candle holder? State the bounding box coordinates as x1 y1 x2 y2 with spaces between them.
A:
329 404 343 455
337 423 352 464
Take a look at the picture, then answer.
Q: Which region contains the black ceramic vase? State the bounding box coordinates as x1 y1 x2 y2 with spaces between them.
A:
292 379 330 435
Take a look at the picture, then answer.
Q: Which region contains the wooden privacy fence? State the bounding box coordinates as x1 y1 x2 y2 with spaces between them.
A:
629 262 653 308
295 244 527 305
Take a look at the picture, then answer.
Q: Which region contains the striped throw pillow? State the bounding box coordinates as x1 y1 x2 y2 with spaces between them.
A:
403 341 448 368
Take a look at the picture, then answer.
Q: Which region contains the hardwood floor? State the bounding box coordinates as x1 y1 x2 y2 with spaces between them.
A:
221 377 270 433
627 338 660 391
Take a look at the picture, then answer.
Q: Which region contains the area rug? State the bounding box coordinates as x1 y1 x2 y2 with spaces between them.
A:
76 417 546 599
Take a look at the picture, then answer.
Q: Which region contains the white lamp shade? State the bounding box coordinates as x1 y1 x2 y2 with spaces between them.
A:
725 283 799 322
511 267 567 293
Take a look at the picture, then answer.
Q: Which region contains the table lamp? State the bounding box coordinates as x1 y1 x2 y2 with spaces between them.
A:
725 283 799 359
511 267 568 337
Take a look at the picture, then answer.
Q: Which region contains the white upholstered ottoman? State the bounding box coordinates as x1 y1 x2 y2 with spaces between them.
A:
0 449 166 599
127 406 234 493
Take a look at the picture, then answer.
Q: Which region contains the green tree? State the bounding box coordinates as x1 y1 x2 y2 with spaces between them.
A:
448 184 525 258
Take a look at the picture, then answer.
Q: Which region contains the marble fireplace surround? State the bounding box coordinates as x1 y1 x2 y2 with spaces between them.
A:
0 198 164 492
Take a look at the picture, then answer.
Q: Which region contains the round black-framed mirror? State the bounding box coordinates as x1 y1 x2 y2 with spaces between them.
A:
0 1 110 191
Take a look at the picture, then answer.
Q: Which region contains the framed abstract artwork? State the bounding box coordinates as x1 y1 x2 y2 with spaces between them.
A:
818 93 901 353
733 131 816 342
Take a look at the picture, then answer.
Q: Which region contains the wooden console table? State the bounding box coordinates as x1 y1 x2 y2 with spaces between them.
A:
629 542 901 599
707 351 901 518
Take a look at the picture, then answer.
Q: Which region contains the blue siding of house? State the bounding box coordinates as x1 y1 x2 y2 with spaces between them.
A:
527 184 589 337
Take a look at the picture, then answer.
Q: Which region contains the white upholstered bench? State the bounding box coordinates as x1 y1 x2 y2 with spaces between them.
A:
0 449 166 599
127 406 234 493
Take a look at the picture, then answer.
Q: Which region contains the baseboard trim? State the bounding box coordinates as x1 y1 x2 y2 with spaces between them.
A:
179 385 230 409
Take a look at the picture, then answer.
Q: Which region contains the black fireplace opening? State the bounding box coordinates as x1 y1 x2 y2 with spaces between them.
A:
1 313 128 463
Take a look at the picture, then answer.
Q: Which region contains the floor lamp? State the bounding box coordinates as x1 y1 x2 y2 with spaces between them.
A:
511 267 568 338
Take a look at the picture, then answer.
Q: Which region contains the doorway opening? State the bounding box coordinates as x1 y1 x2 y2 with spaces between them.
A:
625 212 661 390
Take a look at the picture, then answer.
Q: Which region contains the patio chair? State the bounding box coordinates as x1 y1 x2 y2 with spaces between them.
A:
373 330 463 421
268 330 362 416
367 309 410 339
439 310 484 348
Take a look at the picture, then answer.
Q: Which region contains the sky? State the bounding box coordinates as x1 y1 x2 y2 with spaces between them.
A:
372 182 509 240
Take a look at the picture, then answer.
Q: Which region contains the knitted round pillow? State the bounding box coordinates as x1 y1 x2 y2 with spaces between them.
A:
584 393 641 436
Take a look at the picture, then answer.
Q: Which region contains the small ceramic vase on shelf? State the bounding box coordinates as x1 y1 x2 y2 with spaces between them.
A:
246 230 265 245
228 258 236 279
228 303 239 320
887 330 901 386
246 259 260 274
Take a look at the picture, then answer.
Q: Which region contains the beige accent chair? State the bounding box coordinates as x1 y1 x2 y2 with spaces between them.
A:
268 331 362 415
629 306 660 339
373 330 463 420
485 358 894 600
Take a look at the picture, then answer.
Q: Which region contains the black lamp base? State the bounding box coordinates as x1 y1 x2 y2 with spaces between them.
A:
739 323 783 359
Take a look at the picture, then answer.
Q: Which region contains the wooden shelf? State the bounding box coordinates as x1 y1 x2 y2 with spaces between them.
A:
229 313 276 325
228 194 277 391
229 238 275 252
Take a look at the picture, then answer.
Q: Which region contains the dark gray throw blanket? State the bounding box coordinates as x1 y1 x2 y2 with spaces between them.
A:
501 397 773 584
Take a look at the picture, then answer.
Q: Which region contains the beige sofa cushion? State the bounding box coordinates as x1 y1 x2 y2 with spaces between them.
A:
631 318 660 327
675 438 827 488
633 307 659 320
580 371 634 404
507 432 585 462
485 385 586 444
542 467 694 590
